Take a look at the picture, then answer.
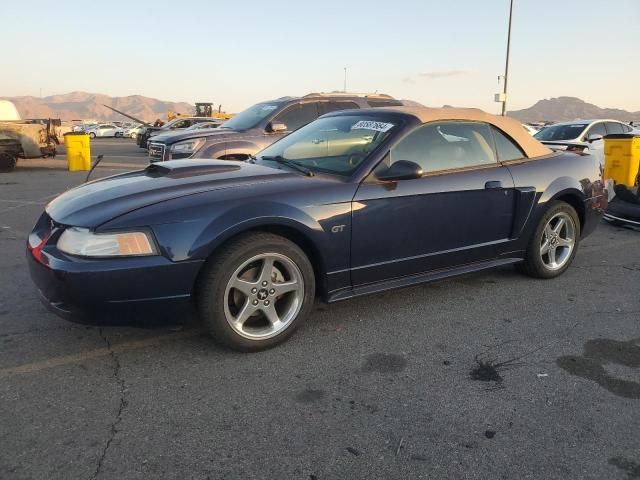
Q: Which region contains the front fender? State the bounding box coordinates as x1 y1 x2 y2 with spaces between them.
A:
220 139 262 159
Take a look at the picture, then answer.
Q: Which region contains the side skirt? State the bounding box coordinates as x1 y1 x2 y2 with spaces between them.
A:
327 257 523 303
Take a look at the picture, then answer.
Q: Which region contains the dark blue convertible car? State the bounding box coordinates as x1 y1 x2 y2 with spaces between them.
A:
28 107 605 350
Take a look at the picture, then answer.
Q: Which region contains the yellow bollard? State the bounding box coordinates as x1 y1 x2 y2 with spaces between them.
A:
603 134 640 186
63 133 91 171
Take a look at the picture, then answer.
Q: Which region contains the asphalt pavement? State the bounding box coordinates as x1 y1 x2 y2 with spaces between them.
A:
0 138 639 480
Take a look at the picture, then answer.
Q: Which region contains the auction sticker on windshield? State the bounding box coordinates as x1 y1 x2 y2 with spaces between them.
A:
352 120 394 132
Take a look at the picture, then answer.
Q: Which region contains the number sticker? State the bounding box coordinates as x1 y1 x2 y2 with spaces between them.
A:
351 120 395 132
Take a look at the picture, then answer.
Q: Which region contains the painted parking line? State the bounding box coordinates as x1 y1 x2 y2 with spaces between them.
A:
0 328 205 379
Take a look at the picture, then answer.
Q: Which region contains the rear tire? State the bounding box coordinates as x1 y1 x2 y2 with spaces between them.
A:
0 152 17 172
196 232 316 351
517 201 580 279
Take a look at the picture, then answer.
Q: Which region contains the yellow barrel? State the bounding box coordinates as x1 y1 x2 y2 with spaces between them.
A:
63 133 91 171
603 134 640 186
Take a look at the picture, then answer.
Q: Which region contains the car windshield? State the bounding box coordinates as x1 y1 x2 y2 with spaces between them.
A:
534 123 587 141
255 115 399 176
219 102 283 130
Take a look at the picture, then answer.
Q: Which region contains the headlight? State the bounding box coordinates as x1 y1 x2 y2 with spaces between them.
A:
171 138 206 153
57 227 156 257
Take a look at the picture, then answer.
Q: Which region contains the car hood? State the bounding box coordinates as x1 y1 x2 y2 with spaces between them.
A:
149 128 241 145
46 160 289 228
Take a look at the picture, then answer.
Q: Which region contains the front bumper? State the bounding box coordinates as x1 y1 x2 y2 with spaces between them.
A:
27 242 204 321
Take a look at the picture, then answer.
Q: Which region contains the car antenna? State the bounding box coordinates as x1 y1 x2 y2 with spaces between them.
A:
85 155 104 182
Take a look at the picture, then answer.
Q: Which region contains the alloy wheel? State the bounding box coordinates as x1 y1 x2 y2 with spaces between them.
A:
539 212 576 271
223 253 304 340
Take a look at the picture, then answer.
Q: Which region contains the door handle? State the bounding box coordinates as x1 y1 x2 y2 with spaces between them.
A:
485 181 503 190
311 138 325 144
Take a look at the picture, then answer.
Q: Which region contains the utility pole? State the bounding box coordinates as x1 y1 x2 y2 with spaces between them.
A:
343 67 347 93
501 0 514 116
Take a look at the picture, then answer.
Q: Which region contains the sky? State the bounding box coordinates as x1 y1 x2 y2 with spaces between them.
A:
2 0 639 114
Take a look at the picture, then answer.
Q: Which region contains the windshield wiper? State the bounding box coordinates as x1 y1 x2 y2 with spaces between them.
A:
260 155 314 177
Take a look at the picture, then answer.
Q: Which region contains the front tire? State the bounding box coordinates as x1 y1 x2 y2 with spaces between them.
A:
196 232 316 351
517 201 580 279
89 132 96 139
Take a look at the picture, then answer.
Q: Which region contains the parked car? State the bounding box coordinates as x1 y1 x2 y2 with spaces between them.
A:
125 125 146 139
85 124 125 138
147 92 404 162
187 121 224 130
534 119 635 167
136 117 214 148
27 106 605 351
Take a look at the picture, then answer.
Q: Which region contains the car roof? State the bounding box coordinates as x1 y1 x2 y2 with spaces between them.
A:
350 106 552 158
264 93 398 103
550 119 624 126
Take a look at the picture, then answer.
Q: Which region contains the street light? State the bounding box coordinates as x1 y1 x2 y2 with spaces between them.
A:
498 0 514 116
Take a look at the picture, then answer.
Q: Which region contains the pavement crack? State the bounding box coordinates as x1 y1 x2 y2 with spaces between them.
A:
92 328 127 480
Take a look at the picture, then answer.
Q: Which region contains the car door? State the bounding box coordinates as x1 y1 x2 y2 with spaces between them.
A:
583 122 607 164
351 121 516 285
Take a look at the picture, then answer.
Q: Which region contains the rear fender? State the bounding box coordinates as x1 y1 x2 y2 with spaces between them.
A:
518 178 585 241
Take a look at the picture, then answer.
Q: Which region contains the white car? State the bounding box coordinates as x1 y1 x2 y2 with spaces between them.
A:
85 124 125 138
534 119 636 167
125 125 146 139
522 124 538 135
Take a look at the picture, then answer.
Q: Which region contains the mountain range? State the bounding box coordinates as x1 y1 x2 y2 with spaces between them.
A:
1 91 194 122
508 97 639 123
2 92 638 124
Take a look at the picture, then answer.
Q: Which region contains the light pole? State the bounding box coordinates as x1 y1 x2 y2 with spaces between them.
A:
501 0 514 116
343 67 347 93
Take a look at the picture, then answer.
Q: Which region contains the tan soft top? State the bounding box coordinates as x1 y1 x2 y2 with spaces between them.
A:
377 106 551 158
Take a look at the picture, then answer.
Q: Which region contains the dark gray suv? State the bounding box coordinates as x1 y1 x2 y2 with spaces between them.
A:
147 93 403 162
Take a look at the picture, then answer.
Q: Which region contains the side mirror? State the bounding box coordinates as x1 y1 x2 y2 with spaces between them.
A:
268 122 288 133
376 160 423 181
586 133 603 143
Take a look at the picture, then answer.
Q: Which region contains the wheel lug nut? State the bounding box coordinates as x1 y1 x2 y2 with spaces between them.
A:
269 289 275 295
251 288 257 294
262 281 268 287
252 300 258 306
264 300 270 306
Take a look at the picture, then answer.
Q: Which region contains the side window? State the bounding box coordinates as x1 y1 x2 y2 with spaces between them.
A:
605 122 624 134
586 122 607 138
622 124 633 133
174 120 190 128
274 103 319 131
491 126 525 161
319 101 359 115
367 99 404 107
390 121 497 173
